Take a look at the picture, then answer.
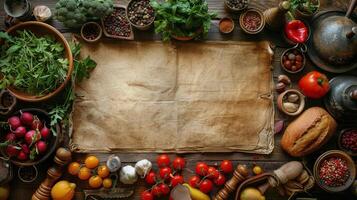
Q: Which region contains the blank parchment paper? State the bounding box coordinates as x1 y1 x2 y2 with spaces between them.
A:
71 41 274 154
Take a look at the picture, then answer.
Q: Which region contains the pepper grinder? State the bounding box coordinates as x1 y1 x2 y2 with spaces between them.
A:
214 164 249 200
263 1 290 31
32 148 72 200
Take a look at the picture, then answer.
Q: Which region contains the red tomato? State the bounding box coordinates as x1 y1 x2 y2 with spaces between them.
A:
141 191 154 200
171 175 184 187
214 173 226 186
188 175 201 188
220 160 233 174
199 179 213 193
298 71 330 99
159 167 172 180
151 185 162 197
145 171 157 185
207 167 219 179
157 154 170 167
159 184 170 195
172 157 186 170
195 162 209 176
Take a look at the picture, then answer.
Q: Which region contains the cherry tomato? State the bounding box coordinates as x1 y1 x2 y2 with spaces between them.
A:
151 185 162 197
207 167 219 179
141 191 154 200
188 175 201 188
171 175 184 187
199 179 213 193
159 184 170 196
159 167 172 180
220 160 233 174
172 157 186 171
214 173 226 186
195 162 209 176
298 71 330 99
145 171 157 185
157 154 170 168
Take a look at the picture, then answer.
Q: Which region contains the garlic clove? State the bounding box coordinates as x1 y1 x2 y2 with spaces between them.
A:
287 94 299 103
283 102 299 113
33 5 52 22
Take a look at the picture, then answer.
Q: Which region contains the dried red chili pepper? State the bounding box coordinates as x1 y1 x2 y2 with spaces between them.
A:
284 20 309 43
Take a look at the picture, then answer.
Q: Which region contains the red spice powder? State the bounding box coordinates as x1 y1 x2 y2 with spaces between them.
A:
219 18 234 33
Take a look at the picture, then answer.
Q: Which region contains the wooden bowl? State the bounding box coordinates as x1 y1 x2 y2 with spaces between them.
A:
239 8 265 34
0 108 60 166
224 0 249 12
126 0 155 30
3 21 73 102
277 89 305 116
338 128 357 157
219 17 235 34
81 22 102 43
101 5 134 40
280 47 306 73
313 150 356 193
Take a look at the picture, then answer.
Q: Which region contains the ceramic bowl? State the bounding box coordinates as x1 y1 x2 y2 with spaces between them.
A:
219 17 235 34
338 128 357 157
313 150 356 193
224 0 249 12
126 0 155 30
81 22 102 43
239 8 265 34
277 89 305 116
281 47 306 73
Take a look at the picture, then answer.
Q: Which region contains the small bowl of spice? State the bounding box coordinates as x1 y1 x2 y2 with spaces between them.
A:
338 128 357 156
239 8 265 34
127 0 155 30
314 150 356 193
225 0 249 12
277 89 305 116
281 47 305 73
219 17 234 34
81 22 102 43
102 5 134 40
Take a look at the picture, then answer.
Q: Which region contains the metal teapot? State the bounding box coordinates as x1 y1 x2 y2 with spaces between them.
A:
324 76 357 122
308 0 357 73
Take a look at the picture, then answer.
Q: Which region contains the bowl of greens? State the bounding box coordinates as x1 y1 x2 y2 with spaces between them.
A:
0 21 73 102
150 0 216 41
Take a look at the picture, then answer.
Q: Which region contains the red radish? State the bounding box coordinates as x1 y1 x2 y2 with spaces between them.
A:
8 116 21 130
40 126 51 140
20 111 34 125
25 130 41 144
31 118 43 130
6 145 20 157
17 151 28 160
14 126 27 138
20 143 30 154
36 141 47 154
5 132 16 142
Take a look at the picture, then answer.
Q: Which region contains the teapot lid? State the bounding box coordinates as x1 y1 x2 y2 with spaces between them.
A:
325 76 357 120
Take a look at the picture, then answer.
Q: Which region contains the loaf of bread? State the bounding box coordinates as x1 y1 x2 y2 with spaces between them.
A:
281 107 337 157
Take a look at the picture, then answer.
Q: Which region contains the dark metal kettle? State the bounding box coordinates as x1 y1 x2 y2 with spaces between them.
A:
324 76 357 122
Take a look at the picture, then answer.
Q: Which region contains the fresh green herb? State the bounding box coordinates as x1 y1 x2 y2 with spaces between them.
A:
150 0 216 41
55 0 114 28
49 42 96 136
0 30 68 96
289 0 319 15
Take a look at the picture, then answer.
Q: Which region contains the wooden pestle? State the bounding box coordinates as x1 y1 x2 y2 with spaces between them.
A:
214 164 249 200
257 161 303 194
32 148 72 200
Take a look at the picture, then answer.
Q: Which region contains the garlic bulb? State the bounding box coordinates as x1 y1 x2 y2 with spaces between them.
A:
135 159 152 177
106 155 121 172
33 5 52 22
120 165 138 184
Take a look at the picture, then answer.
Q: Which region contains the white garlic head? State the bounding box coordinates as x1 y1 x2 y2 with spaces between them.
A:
135 159 152 177
33 5 52 22
119 165 138 184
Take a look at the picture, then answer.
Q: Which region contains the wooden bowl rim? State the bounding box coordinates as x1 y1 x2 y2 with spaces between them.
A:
1 108 61 166
277 89 305 116
5 21 73 102
313 150 356 193
239 8 265 34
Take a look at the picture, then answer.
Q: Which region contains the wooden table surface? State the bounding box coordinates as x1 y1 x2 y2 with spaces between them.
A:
1 0 356 199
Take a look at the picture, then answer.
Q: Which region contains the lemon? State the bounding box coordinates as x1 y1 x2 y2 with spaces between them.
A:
51 180 76 200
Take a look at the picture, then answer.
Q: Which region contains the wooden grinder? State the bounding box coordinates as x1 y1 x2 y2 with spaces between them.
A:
214 164 249 200
32 148 72 200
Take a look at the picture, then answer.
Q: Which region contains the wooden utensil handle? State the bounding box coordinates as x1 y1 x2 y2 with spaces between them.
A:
346 0 357 18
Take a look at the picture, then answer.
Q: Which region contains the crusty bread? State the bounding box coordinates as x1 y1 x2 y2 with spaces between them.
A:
281 107 337 157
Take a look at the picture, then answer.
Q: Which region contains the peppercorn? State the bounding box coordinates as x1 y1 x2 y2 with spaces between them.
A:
319 157 350 187
227 0 248 10
103 7 132 37
341 129 357 152
128 0 155 26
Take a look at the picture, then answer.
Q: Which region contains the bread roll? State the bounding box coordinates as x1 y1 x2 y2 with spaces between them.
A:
281 107 337 157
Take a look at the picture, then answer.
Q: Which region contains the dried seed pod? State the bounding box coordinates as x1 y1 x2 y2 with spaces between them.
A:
283 102 299 113
278 75 291 85
276 82 286 93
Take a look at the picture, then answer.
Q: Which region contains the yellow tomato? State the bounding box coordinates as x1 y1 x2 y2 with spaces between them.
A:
68 162 81 176
51 181 76 200
78 167 91 180
97 165 110 178
85 156 99 169
102 178 113 189
89 175 103 189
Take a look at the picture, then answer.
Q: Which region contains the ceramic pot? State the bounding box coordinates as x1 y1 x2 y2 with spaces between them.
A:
4 0 32 21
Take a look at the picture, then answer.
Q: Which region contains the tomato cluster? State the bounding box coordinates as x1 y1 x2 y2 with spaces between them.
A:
141 155 186 200
188 160 233 193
